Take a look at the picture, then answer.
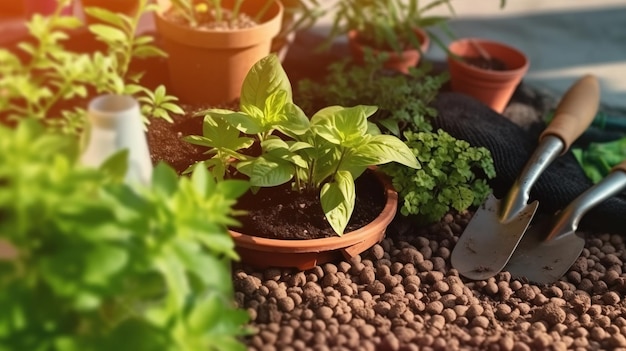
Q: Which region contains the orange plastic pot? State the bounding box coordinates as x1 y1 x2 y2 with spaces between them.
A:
348 28 430 74
230 172 398 270
154 0 283 105
447 38 529 113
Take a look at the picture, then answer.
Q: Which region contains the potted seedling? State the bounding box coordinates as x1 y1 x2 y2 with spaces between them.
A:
153 0 283 105
297 52 496 225
321 0 459 74
184 54 420 270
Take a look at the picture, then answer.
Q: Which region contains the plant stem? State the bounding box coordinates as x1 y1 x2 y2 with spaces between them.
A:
254 0 274 23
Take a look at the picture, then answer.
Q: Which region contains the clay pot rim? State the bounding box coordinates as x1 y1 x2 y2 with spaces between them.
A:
448 37 529 77
155 0 284 36
229 171 398 253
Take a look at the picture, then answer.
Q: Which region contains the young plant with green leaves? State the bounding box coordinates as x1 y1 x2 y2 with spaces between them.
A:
321 0 507 54
0 118 251 351
0 0 182 134
168 0 275 28
185 54 419 235
297 50 447 136
379 129 495 223
297 51 496 223
321 0 455 54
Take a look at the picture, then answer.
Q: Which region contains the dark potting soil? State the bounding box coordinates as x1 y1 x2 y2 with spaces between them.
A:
463 55 508 71
146 104 386 241
232 169 386 240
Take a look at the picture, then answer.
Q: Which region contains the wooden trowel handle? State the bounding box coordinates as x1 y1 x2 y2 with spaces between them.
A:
540 74 600 154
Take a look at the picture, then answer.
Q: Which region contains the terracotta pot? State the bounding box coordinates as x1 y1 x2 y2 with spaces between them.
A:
24 0 73 17
447 38 529 113
229 171 398 270
348 28 430 74
154 0 283 105
80 0 141 23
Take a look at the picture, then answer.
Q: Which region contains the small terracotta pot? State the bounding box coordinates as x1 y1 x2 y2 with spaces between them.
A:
24 0 73 17
154 0 283 105
229 172 398 270
447 38 529 113
80 0 141 23
348 28 430 74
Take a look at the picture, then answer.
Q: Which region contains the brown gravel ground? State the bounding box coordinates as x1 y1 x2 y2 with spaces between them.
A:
233 211 626 351
232 38 626 349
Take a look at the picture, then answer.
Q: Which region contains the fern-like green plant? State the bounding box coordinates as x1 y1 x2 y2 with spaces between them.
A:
297 51 447 136
380 129 495 223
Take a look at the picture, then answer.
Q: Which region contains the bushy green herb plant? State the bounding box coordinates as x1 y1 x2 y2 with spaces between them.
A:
0 0 182 134
169 0 275 27
0 118 251 351
297 52 496 223
380 129 495 223
321 0 455 53
321 0 507 54
297 51 447 136
185 54 419 235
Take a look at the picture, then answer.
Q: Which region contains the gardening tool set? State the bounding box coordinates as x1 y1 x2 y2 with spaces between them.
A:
451 74 605 283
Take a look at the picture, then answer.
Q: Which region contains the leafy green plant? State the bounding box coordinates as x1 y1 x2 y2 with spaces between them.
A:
169 0 275 28
0 118 251 351
0 0 182 134
321 0 507 54
184 54 419 235
573 137 626 183
321 0 454 54
297 51 448 136
297 51 496 223
380 129 495 223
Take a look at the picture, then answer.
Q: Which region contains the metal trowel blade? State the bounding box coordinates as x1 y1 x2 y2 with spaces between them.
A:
451 194 538 280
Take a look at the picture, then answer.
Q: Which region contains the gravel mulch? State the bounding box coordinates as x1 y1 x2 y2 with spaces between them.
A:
234 211 626 351
232 35 626 350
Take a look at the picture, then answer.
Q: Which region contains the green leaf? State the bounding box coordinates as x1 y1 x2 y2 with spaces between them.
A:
358 134 420 168
237 156 293 187
312 105 377 147
85 7 126 28
99 149 129 181
88 24 128 44
152 162 179 197
320 170 355 235
207 110 263 135
240 54 292 110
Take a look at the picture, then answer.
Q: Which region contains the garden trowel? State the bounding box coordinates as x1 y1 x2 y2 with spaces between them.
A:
451 74 600 280
505 159 626 284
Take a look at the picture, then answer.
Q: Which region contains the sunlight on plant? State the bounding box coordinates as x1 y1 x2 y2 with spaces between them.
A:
0 119 251 351
184 54 419 235
0 0 182 134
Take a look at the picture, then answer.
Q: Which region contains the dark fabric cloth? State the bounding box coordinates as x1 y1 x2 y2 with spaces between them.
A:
431 92 626 235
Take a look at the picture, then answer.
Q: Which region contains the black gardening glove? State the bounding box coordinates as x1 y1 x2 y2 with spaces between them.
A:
431 92 626 235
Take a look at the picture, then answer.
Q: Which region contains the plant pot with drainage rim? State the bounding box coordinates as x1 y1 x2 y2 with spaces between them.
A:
153 0 283 105
447 37 529 113
183 54 419 270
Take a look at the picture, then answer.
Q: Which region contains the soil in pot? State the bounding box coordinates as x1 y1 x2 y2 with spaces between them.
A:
462 56 508 71
234 169 386 240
